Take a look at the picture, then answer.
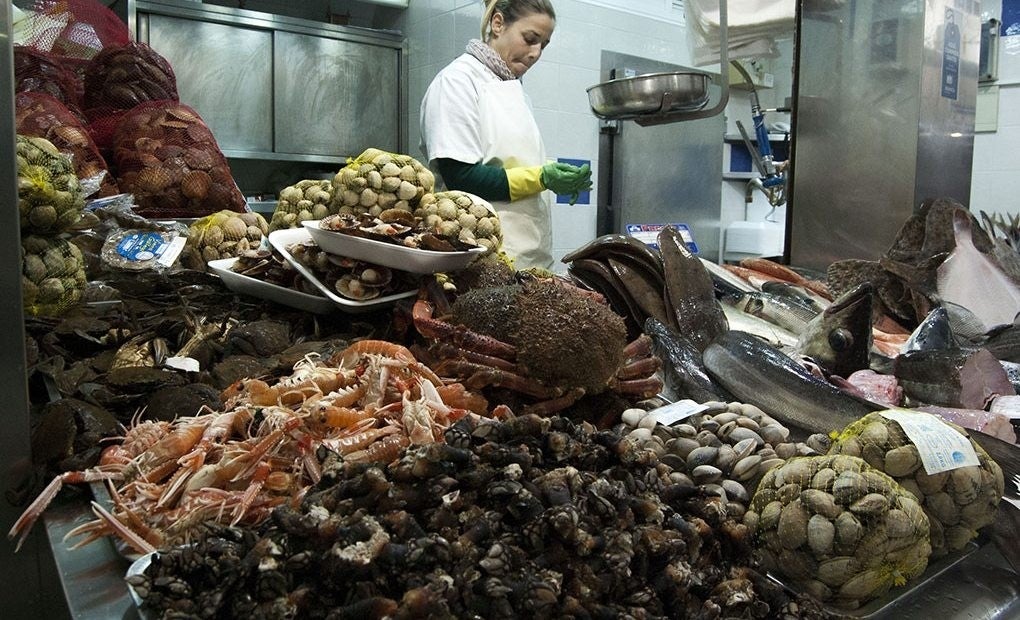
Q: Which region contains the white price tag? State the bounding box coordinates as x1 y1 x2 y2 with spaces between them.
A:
158 235 188 268
648 399 711 426
880 409 980 474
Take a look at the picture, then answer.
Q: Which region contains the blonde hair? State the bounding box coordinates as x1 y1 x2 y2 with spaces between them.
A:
481 0 556 41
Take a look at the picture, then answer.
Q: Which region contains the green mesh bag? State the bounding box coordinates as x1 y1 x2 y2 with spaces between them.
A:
16 134 84 234
268 179 333 232
745 454 930 610
328 147 435 217
22 234 87 316
828 410 1004 557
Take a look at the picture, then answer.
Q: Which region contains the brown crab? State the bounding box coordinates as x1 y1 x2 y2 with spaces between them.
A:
410 276 663 419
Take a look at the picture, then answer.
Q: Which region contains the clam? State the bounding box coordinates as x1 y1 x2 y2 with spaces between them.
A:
777 500 809 549
807 513 836 556
335 274 382 301
817 556 860 587
884 445 921 477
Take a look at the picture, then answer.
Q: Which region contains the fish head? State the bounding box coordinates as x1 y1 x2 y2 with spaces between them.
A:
796 282 874 378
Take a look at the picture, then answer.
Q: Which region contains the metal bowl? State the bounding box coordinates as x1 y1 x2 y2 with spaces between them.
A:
586 71 711 120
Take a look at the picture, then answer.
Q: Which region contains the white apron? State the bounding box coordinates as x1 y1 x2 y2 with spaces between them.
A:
477 80 553 270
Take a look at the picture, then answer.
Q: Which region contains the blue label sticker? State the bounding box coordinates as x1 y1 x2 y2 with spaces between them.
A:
942 8 960 100
624 223 698 254
554 157 591 205
116 232 169 262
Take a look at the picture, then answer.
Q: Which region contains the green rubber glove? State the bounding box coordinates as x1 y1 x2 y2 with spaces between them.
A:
541 162 593 205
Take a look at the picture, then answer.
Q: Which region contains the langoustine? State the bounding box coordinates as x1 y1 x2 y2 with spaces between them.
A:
8 341 478 554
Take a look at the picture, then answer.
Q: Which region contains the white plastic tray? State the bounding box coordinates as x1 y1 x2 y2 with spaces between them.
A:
267 228 417 313
207 257 336 314
302 219 486 274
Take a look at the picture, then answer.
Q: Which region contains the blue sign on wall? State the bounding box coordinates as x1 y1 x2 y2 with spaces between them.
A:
555 158 591 205
1003 0 1020 35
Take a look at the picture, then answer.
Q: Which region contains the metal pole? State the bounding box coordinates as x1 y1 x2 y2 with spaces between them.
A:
0 5 68 618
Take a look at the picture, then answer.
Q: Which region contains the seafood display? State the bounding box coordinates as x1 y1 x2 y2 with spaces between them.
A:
8 186 1020 619
126 412 818 618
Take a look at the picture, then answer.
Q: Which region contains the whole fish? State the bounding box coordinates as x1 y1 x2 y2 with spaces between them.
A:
893 347 1016 410
977 322 1020 363
902 306 957 353
703 330 879 436
606 256 670 327
795 282 874 378
644 317 732 403
568 259 643 338
658 226 728 352
760 280 829 314
719 303 800 350
699 257 757 296
562 234 664 281
732 290 819 335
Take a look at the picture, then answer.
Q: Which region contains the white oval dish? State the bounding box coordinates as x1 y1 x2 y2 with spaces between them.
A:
208 257 336 314
302 219 486 274
267 228 418 313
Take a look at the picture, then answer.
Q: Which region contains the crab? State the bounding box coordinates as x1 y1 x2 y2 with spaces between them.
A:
409 276 663 419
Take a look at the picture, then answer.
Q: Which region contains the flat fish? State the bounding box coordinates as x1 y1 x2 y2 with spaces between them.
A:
937 209 1020 330
795 282 874 378
658 226 728 353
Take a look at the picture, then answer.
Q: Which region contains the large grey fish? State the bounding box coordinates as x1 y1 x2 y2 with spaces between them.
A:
658 226 728 353
893 347 1015 410
644 317 732 403
795 282 874 378
703 330 878 436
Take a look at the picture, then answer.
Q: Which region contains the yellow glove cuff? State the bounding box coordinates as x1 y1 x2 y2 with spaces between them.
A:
505 166 545 201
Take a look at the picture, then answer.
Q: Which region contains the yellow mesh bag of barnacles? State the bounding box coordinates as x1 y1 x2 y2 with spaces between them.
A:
828 410 1004 557
745 454 931 610
22 235 87 316
269 179 334 232
329 148 435 217
181 210 269 269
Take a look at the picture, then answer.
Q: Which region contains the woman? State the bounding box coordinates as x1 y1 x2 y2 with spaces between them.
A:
420 0 591 270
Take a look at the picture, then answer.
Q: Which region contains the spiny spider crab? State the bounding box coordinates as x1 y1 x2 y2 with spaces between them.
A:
410 273 663 419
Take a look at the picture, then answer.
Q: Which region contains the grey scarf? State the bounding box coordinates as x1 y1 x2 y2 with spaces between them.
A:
466 39 517 81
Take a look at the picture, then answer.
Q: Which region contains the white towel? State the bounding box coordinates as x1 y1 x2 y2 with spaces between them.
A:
686 0 794 65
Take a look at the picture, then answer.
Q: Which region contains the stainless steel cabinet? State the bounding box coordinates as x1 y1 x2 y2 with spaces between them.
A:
131 0 405 163
275 31 399 157
147 15 273 154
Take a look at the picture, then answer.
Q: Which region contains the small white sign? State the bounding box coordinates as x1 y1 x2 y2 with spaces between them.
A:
648 399 711 426
880 409 980 474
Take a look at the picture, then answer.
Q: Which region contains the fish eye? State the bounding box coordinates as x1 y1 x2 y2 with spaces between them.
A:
828 328 853 352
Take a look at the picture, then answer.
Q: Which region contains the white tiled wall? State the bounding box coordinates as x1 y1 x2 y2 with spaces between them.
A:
399 2 1020 266
399 0 756 271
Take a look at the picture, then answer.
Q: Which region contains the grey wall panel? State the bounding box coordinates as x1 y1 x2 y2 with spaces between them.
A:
789 0 978 270
274 31 399 156
147 14 273 152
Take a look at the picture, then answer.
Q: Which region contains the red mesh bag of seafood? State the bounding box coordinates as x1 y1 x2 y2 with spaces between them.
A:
16 91 119 198
13 45 85 120
19 0 130 59
82 41 179 152
111 101 245 218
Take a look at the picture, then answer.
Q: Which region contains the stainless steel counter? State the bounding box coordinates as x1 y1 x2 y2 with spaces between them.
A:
43 500 139 620
42 495 1019 620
